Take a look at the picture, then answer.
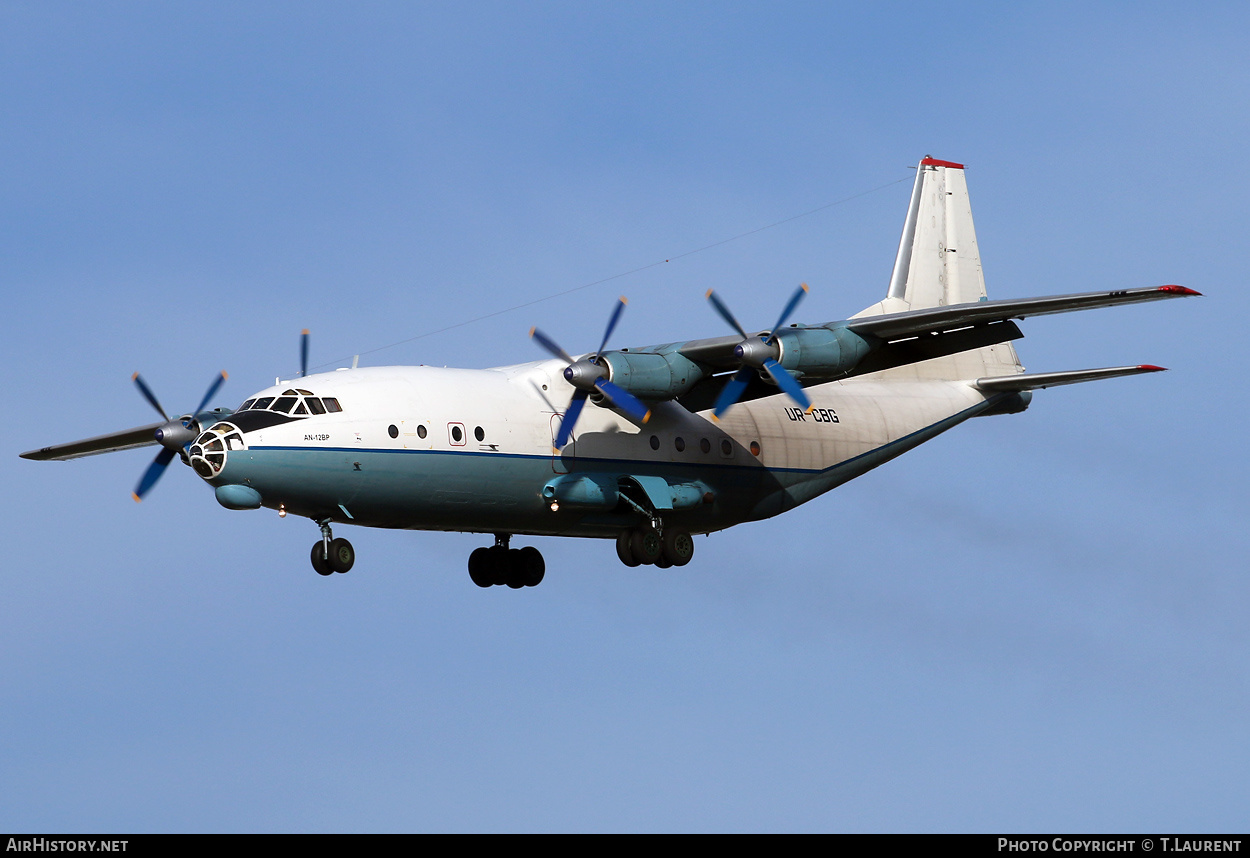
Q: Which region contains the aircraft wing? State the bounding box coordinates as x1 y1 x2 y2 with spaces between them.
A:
847 285 1199 341
974 365 1166 391
20 423 163 461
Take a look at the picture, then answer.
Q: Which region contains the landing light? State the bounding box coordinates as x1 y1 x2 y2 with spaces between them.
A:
549 501 559 512
278 504 287 518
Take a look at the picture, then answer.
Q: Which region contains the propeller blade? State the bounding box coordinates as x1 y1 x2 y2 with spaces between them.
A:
595 379 651 423
133 447 178 502
530 327 574 365
713 366 754 418
300 329 310 378
554 390 588 448
192 371 229 418
767 283 808 345
594 297 627 361
706 289 749 340
761 358 811 411
132 373 170 421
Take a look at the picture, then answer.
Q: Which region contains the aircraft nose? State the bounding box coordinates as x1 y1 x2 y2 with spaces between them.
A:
189 422 246 481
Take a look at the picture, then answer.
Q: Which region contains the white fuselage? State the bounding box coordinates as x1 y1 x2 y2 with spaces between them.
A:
197 358 999 539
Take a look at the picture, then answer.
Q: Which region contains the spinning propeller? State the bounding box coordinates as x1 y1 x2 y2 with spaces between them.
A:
706 284 813 419
530 297 651 449
130 371 228 501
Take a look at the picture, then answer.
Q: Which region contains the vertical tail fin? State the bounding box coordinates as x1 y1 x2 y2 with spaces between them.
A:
860 156 988 316
855 156 1023 378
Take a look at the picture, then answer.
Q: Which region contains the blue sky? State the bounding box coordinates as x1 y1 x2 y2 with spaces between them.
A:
2 2 1245 832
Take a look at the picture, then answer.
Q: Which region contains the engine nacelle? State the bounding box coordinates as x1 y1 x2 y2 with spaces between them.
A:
599 350 705 401
774 325 874 379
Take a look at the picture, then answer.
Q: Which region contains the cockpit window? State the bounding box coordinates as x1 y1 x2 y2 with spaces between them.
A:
234 392 342 416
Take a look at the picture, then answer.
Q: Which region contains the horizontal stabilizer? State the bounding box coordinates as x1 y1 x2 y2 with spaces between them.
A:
974 365 1166 392
20 423 163 461
849 285 1200 342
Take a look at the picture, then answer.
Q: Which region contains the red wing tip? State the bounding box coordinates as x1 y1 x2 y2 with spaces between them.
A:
920 157 965 169
1138 364 1167 372
1159 285 1202 296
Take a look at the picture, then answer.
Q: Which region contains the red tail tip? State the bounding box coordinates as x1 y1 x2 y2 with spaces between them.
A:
920 157 965 169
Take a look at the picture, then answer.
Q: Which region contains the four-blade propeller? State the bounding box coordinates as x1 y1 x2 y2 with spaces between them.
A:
705 284 813 419
531 297 652 449
131 371 227 501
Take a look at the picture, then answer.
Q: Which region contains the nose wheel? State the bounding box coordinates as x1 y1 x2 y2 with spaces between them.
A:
310 519 354 575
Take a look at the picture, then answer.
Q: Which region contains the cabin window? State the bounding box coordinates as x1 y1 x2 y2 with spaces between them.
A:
674 437 685 452
474 426 485 442
700 438 711 454
448 423 465 445
417 425 427 439
306 397 326 415
750 441 761 457
323 398 342 413
649 435 660 451
272 397 297 414
388 424 399 438
720 439 733 457
253 397 274 410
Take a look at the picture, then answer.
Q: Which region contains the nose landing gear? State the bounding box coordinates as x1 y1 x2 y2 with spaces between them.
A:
468 533 545 588
310 519 354 575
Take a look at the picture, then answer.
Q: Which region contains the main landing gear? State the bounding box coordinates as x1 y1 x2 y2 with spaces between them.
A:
310 519 355 576
616 524 694 568
468 533 546 589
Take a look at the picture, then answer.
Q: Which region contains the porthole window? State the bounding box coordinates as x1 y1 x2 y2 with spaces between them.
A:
417 425 427 439
649 435 660 451
451 425 463 443
750 441 761 456
700 438 711 454
388 424 399 439
474 426 485 442
721 439 733 456
674 437 685 452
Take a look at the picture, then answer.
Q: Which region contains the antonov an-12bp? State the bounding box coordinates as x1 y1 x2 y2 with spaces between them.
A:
21 157 1199 588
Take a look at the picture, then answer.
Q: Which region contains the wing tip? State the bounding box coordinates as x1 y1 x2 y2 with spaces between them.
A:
1138 364 1168 372
1159 285 1202 296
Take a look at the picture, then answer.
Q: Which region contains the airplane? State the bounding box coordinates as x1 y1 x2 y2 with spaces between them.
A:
20 156 1199 588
